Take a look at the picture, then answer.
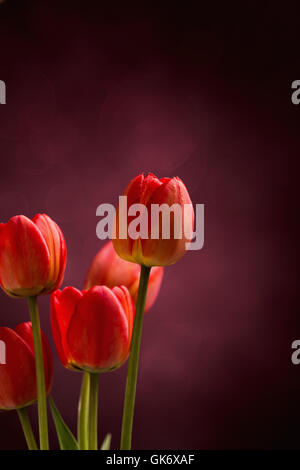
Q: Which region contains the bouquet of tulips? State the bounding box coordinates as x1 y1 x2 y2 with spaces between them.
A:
0 173 194 450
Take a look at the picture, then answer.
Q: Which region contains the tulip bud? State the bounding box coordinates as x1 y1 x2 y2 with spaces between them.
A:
84 241 163 311
113 173 194 266
0 322 53 410
0 214 67 297
51 285 133 373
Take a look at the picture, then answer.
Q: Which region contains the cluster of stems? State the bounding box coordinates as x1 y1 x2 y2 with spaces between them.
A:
19 265 151 451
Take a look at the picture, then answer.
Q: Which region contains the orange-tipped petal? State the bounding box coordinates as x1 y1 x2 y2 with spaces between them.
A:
112 285 134 350
33 214 67 294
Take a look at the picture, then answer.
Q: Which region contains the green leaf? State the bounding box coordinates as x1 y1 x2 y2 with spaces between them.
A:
100 433 112 450
49 396 79 450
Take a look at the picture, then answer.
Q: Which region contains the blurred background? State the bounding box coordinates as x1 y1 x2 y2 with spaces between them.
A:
0 0 299 449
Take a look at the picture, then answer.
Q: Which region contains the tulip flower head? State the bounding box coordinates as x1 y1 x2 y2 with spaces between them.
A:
51 285 133 373
0 322 53 410
0 214 67 298
85 241 163 311
113 173 194 266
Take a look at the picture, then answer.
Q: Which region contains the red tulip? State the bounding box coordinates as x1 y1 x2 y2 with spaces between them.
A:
113 173 194 266
84 241 163 312
0 214 67 298
0 322 53 410
51 285 133 373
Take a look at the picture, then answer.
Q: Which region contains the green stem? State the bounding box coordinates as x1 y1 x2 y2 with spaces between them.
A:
17 407 38 450
27 296 49 450
78 371 90 450
88 373 99 450
120 264 151 450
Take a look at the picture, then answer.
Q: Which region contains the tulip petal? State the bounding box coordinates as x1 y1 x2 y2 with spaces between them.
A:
0 215 50 297
113 173 162 264
85 241 163 312
33 214 67 294
51 287 83 368
66 286 130 372
85 241 140 290
113 173 194 266
0 327 37 410
141 177 194 266
112 285 134 350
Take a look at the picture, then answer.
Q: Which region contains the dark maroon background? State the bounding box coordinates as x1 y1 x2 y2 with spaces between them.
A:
0 0 299 450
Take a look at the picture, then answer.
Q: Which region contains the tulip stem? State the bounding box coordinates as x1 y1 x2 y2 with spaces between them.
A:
78 371 90 450
17 407 38 450
27 296 49 450
88 373 99 450
120 264 151 450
